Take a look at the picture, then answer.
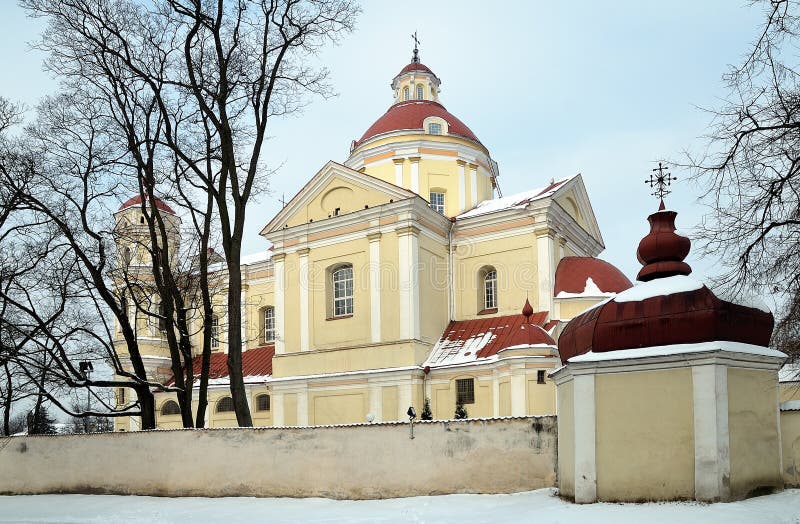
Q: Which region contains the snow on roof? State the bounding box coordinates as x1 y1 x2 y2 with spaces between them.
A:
241 249 272 266
556 277 617 299
424 312 553 368
710 285 771 313
614 275 704 303
781 400 800 411
568 340 786 363
780 363 800 383
456 176 573 220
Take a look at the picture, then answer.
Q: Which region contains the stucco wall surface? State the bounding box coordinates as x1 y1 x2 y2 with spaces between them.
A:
0 416 556 499
782 410 800 488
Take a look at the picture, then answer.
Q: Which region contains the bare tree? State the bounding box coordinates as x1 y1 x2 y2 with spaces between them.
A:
23 0 359 426
688 0 800 360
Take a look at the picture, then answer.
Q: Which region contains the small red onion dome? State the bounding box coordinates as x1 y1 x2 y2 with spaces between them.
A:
118 194 176 215
355 100 481 147
554 257 633 296
557 203 774 364
522 298 534 319
636 200 691 282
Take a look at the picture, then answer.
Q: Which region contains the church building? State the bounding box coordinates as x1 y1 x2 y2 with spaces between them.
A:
113 48 632 430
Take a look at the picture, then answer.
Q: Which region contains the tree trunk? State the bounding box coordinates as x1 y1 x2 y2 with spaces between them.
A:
2 362 11 436
225 244 252 427
136 385 156 430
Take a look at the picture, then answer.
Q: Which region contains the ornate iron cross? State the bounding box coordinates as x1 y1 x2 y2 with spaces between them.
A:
411 31 420 63
645 162 677 201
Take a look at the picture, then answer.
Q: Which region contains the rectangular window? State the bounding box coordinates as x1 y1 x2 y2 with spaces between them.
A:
332 266 354 317
537 370 546 384
484 270 497 309
456 378 475 405
117 388 126 406
428 122 442 135
416 84 424 100
210 315 220 349
263 307 275 343
429 191 446 215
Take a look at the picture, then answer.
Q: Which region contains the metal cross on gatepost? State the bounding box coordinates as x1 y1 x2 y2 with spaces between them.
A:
411 31 420 63
645 162 677 204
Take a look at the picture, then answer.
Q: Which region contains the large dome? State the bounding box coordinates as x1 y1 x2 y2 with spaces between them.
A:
355 100 482 148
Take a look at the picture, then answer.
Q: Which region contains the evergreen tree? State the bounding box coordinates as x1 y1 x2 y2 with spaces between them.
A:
454 402 468 420
27 407 57 435
421 398 433 420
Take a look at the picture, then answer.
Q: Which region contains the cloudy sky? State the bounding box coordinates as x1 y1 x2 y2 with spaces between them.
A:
0 1 767 284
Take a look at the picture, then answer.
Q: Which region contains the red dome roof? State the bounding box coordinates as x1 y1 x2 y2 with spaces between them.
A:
557 205 774 364
118 194 176 215
397 62 435 76
554 257 633 296
355 100 481 147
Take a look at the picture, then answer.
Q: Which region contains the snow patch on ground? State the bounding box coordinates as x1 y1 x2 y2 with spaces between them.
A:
1 489 799 524
568 341 787 363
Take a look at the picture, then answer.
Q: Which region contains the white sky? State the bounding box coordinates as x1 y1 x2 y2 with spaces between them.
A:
0 1 767 286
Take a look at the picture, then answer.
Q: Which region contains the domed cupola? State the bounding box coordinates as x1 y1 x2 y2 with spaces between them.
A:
557 199 774 364
344 39 499 217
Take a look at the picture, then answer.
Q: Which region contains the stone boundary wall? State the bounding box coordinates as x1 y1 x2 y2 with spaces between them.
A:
782 409 800 488
0 416 557 499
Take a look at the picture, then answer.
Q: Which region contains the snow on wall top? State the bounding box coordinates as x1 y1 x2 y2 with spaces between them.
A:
568 340 786 363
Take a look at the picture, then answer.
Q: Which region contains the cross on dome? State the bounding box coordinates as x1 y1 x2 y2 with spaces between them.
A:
411 31 421 63
645 161 677 207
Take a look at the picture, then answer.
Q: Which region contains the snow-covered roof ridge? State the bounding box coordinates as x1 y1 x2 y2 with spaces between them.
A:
568 340 786 363
613 275 703 303
241 249 273 266
556 277 617 299
456 175 575 219
612 274 772 313
780 362 800 383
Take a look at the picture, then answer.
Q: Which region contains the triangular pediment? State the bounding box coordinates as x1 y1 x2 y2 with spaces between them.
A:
551 174 604 245
261 161 417 235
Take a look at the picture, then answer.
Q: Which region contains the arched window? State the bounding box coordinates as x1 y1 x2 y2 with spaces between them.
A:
332 265 354 317
161 400 180 416
122 246 132 265
157 302 167 333
256 394 271 412
262 306 275 343
483 268 497 310
416 84 424 100
210 315 220 349
403 87 410 101
216 396 235 413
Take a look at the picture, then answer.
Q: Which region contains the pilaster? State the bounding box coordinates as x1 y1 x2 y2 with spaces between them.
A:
692 364 731 502
536 229 556 314
410 156 420 194
469 163 478 206
273 253 286 354
393 158 405 187
397 225 420 340
457 160 467 212
298 248 310 352
368 232 382 343
573 373 597 503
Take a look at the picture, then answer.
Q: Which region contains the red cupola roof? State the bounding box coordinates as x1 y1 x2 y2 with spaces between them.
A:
557 202 774 364
355 100 481 147
554 257 633 296
397 62 434 76
118 194 176 215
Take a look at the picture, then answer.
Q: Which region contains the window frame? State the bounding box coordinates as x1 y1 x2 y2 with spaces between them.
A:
331 265 354 318
456 378 475 405
484 269 498 310
256 393 271 412
161 400 181 416
216 396 235 413
210 315 220 350
403 86 410 101
429 191 446 215
262 306 275 343
537 370 546 384
428 122 442 135
416 84 424 100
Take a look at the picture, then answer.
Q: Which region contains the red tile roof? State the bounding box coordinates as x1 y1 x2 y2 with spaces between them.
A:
398 62 435 76
554 257 633 296
426 312 553 367
355 100 481 147
118 194 176 215
166 345 274 385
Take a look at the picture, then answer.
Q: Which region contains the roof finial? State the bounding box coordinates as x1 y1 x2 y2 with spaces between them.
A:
411 31 420 63
645 162 677 208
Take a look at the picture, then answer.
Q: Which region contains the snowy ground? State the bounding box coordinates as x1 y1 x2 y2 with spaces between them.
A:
1 489 800 524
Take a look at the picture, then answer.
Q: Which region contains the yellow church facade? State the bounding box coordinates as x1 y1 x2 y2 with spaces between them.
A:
114 52 632 431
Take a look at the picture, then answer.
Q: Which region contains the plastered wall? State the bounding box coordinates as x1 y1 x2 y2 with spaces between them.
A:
782 410 800 487
0 416 557 499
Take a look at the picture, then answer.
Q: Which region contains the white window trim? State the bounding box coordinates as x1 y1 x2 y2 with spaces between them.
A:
429 191 446 215
263 306 275 343
484 270 497 310
332 266 354 317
